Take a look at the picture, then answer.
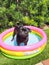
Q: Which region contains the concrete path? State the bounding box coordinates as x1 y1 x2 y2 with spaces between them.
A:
35 59 49 65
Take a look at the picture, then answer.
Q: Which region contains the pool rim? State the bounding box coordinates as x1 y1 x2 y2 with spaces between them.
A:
0 26 47 51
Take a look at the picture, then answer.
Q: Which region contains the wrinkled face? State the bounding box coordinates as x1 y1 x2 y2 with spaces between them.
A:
15 25 30 38
18 27 29 38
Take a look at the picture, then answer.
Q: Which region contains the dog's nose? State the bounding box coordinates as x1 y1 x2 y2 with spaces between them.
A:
22 32 25 34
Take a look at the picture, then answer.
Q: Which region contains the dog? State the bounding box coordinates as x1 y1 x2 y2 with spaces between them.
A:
11 25 31 46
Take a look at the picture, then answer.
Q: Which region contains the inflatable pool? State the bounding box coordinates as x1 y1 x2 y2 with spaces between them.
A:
0 26 47 59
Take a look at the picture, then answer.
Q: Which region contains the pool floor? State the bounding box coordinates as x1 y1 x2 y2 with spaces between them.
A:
3 33 41 46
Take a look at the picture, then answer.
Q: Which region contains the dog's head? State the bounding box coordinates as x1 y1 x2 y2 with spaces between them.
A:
15 25 31 38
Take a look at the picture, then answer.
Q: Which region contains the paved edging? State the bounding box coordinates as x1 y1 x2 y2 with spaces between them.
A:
35 59 49 65
35 62 43 65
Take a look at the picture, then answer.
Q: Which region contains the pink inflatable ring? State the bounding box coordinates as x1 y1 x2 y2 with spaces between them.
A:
0 26 47 59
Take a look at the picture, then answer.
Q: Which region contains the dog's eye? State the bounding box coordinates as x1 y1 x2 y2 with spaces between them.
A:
22 29 26 31
22 28 27 31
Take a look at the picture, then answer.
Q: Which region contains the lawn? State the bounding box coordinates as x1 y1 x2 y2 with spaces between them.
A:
0 28 49 65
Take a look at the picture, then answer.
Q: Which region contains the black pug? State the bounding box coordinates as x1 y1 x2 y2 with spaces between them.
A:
11 25 31 46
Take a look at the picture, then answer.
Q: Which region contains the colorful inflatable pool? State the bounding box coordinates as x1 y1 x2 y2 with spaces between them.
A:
0 26 47 59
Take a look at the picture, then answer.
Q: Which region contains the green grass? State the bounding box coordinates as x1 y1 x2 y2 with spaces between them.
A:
0 29 49 65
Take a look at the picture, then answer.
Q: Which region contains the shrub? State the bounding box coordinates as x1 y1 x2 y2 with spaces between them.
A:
8 21 13 27
0 0 49 28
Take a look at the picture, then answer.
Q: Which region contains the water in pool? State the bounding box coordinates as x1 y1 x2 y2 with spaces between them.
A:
3 33 41 46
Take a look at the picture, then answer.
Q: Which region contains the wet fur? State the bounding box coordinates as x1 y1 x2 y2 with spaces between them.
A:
12 25 30 46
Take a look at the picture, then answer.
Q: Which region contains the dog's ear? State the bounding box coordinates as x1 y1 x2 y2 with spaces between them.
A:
15 25 19 29
27 28 31 32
